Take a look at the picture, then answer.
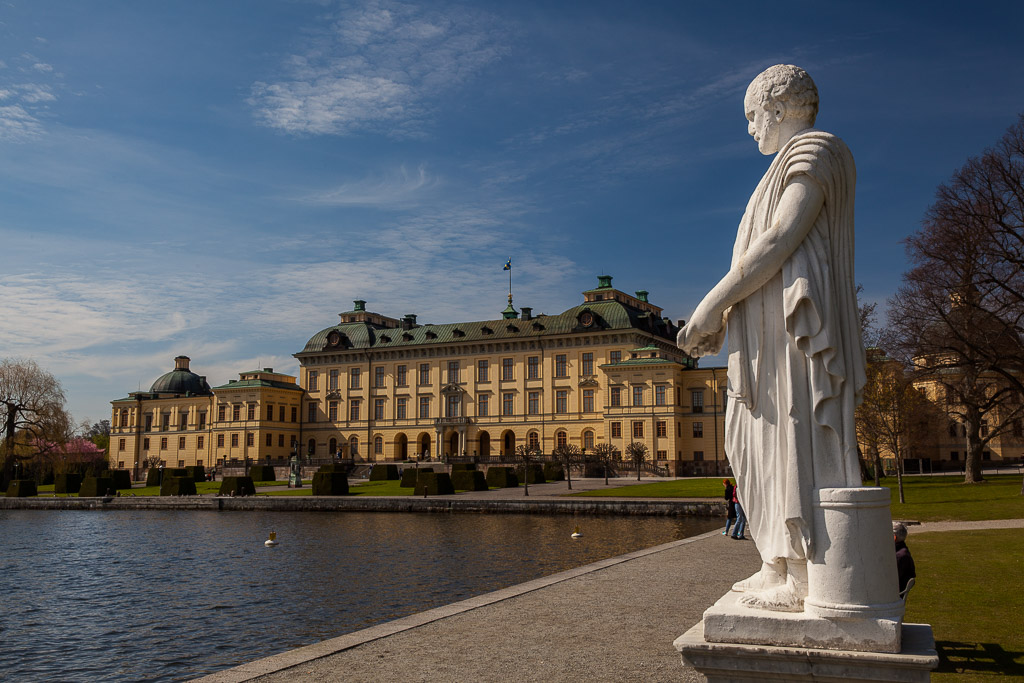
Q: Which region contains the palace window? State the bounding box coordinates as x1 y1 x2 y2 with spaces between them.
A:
583 389 595 413
477 394 489 416
232 405 240 421
375 399 385 420
397 365 408 387
231 434 239 447
375 367 385 388
179 410 188 430
611 422 621 438
502 393 514 416
118 438 126 451
308 403 317 423
447 361 459 384
329 370 338 391
279 406 285 422
329 401 338 421
948 421 958 438
555 354 568 378
611 387 622 407
162 413 170 430
632 421 644 439
583 431 594 450
556 431 567 448
247 404 255 420
178 436 186 449
265 404 272 421
656 450 667 460
477 360 489 382
375 436 384 455
502 358 514 381
266 433 272 447
655 386 666 406
693 422 703 438
278 434 284 448
397 397 408 420
145 413 154 430
610 350 622 364
691 389 704 413
419 396 430 419
198 412 206 429
160 437 168 450
527 356 539 379
528 431 540 450
555 389 568 414
419 363 430 385
528 391 540 415
657 421 667 437
349 400 361 421
309 371 318 391
329 437 337 454
350 368 361 389
198 436 204 449
291 407 297 422
216 434 224 448
632 386 644 406
694 450 705 461
119 410 129 428
445 394 460 418
581 352 594 376
246 433 254 447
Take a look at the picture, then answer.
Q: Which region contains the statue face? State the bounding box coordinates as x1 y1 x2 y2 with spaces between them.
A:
744 95 784 156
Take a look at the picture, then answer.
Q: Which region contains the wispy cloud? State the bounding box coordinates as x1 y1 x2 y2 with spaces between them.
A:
249 0 509 137
0 50 61 140
298 164 438 206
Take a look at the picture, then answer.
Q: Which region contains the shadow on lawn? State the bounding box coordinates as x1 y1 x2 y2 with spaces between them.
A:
937 640 1024 677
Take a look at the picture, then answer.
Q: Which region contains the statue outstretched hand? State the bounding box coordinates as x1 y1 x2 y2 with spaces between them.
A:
677 301 726 357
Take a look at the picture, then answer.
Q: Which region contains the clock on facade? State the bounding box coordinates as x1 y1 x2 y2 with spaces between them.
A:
579 311 594 327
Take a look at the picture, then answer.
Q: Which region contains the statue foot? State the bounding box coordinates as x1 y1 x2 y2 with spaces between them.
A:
738 584 805 612
731 562 785 593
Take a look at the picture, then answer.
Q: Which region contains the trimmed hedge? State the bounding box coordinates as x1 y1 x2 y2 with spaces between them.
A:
168 467 189 478
219 476 256 497
399 468 418 488
543 463 565 482
186 465 206 482
318 464 349 474
485 467 519 488
312 472 349 496
451 470 488 491
515 464 547 484
6 480 37 497
54 473 82 494
369 464 400 481
79 476 115 497
414 471 455 496
160 476 197 496
109 470 133 490
248 465 276 482
450 463 477 472
145 468 161 487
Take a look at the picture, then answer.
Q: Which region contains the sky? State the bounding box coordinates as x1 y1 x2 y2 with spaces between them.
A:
2 0 1024 426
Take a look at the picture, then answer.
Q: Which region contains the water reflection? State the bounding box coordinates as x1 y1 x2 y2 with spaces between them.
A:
0 510 716 681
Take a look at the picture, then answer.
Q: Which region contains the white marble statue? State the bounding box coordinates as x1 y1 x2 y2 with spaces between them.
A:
677 64 865 612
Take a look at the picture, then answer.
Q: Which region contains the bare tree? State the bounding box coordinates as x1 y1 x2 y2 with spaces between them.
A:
624 441 648 482
1 358 71 486
514 444 539 497
591 442 620 485
889 117 1024 483
552 443 581 490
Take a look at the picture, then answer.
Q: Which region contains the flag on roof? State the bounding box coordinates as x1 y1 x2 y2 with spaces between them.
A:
503 258 511 271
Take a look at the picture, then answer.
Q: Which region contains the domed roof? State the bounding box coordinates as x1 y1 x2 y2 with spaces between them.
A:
150 356 212 395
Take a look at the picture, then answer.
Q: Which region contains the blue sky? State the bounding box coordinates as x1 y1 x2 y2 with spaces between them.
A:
2 1 1023 425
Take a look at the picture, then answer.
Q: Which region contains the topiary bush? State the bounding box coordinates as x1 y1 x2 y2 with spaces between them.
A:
450 463 477 472
414 471 455 495
486 467 519 488
452 470 488 491
168 467 189 478
318 463 349 474
543 463 565 481
312 472 349 495
186 465 206 482
79 476 115 497
369 464 400 481
219 476 255 496
515 464 546 484
248 465 276 482
54 473 82 494
109 470 132 490
160 476 197 496
146 468 162 487
6 480 37 497
399 468 418 488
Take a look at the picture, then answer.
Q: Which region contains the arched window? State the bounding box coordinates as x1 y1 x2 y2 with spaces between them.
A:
527 431 540 450
307 438 316 456
374 435 384 455
583 430 594 451
349 436 359 457
329 437 337 454
556 431 567 448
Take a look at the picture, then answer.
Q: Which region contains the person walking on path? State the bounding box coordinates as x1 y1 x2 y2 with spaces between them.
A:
723 479 737 535
893 522 916 595
732 488 748 540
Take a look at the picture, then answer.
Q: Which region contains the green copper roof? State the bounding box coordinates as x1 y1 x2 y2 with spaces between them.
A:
212 378 305 392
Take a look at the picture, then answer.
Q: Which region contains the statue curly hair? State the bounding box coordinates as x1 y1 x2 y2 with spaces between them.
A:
746 64 819 125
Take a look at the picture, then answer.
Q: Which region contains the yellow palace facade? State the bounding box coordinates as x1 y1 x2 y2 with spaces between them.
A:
111 276 728 477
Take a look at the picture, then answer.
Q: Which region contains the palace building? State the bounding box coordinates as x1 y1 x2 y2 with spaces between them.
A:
110 276 729 477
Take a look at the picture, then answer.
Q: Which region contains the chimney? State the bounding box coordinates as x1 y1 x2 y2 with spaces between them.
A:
402 314 418 330
521 307 532 320
174 356 191 371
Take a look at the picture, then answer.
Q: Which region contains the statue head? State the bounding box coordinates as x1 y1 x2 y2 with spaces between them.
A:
744 64 818 155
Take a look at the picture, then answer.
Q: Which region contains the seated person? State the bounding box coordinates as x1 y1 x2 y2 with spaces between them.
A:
893 522 916 595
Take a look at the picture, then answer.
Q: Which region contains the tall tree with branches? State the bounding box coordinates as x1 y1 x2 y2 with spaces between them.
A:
552 443 581 490
514 443 539 497
888 115 1024 484
1 358 71 486
624 441 648 482
591 442 619 485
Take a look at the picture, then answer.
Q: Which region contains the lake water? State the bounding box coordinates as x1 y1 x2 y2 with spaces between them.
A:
0 510 717 681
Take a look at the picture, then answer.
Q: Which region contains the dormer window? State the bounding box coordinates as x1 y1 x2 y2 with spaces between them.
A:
482 326 493 335
403 333 414 341
532 321 545 331
380 335 391 343
453 328 465 338
507 324 519 333
426 330 437 339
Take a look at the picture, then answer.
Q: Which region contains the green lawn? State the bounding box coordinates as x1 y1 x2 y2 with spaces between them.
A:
883 474 1024 522
570 478 729 499
908 528 1024 681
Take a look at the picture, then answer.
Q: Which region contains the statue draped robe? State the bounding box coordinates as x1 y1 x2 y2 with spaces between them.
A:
723 129 865 567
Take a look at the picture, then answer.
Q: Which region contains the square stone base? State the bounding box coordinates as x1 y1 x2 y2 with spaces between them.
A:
675 621 938 682
702 591 902 652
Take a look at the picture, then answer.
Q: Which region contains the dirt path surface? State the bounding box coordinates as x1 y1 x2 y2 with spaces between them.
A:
914 518 1024 533
196 530 762 683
